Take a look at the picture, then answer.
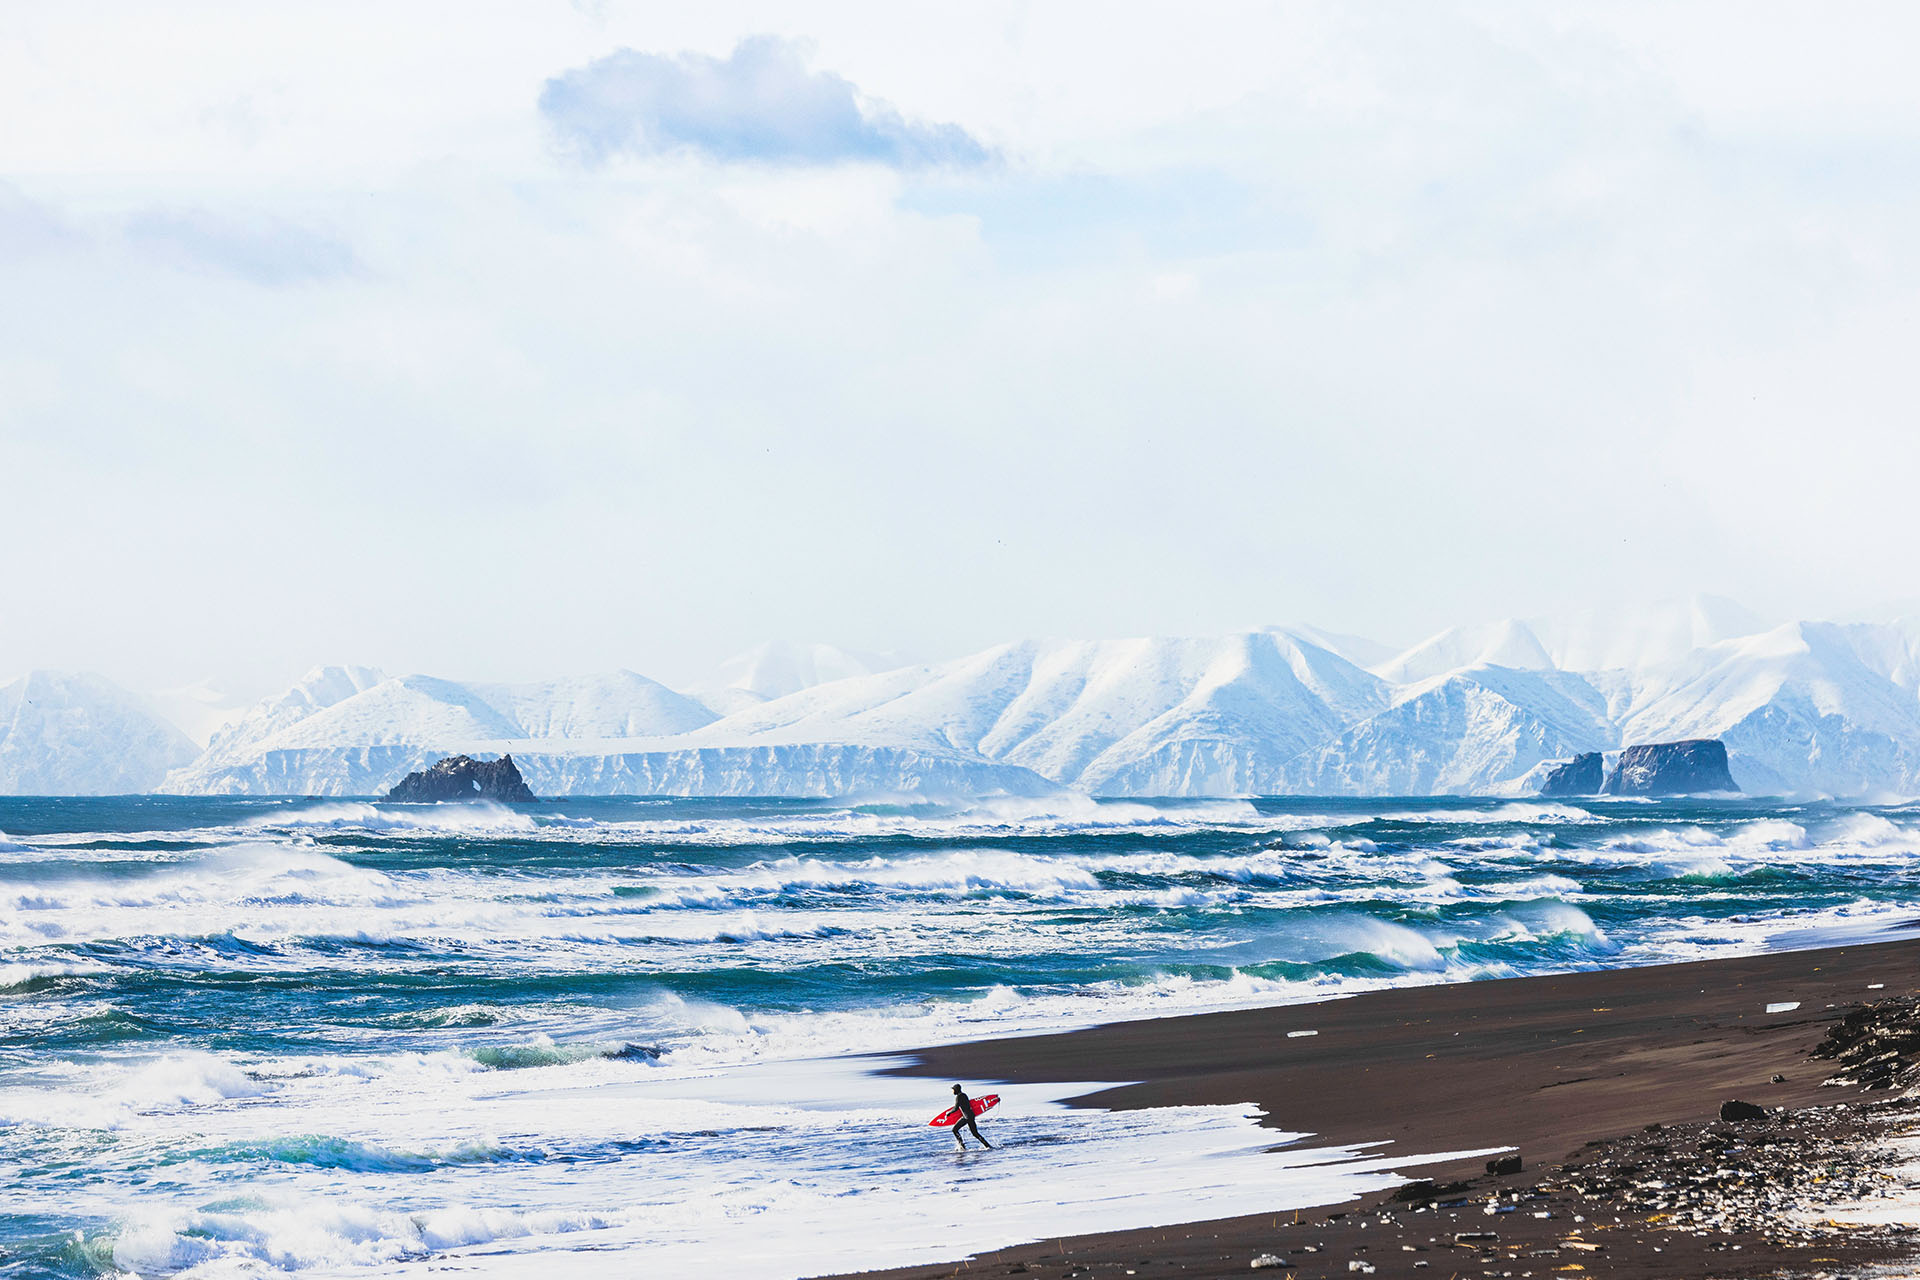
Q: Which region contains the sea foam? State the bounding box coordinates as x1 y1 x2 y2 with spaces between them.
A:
5 793 1918 1279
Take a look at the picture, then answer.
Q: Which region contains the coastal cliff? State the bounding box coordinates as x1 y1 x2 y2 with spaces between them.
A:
1538 751 1604 796
1601 739 1738 795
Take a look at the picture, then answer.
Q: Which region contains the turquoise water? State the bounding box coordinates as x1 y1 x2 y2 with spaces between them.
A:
1 793 1915 1277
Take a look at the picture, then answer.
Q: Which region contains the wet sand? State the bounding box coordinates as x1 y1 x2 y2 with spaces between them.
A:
828 937 1920 1280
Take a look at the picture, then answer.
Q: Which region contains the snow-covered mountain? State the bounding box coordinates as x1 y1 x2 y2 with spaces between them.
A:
1372 618 1556 685
24 599 1920 799
1267 624 1398 671
678 632 1388 794
165 667 723 795
1282 666 1617 796
1369 597 1767 685
147 679 252 748
1527 595 1770 673
1619 621 1920 797
689 642 915 716
162 634 1382 797
0 671 199 794
163 661 1048 798
1340 606 1920 798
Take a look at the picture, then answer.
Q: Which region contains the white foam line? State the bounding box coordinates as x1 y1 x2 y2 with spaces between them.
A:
60 1048 1507 1280
339 1056 1507 1280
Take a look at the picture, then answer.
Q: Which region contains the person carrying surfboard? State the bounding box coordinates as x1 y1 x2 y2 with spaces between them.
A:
947 1083 993 1151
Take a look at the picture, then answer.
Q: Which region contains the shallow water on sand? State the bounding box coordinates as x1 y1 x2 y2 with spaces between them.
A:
2 793 1916 1277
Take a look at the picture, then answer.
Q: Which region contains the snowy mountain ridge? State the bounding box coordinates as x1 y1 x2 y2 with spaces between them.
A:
694 641 914 715
0 671 199 795
14 601 1920 797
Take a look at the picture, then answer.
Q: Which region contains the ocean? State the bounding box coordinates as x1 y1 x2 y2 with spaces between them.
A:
2 793 1915 1278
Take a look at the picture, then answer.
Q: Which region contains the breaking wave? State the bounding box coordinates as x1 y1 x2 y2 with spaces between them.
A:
246 801 541 835
4 793 1920 1279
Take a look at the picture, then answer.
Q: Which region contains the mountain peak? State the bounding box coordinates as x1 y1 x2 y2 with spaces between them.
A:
688 641 917 716
1373 618 1554 685
0 669 197 794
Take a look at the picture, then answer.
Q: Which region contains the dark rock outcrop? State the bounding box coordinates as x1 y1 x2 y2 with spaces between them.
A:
1812 995 1920 1091
1600 739 1738 795
1538 752 1604 796
386 754 536 803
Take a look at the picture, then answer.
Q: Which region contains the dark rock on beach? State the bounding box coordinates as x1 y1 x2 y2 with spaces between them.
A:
1601 738 1738 795
386 754 537 803
1812 994 1920 1090
1718 1099 1767 1122
1538 752 1604 796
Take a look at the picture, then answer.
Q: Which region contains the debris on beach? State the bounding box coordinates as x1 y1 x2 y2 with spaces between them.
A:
1546 1093 1919 1242
1323 1013 1920 1280
1813 994 1920 1090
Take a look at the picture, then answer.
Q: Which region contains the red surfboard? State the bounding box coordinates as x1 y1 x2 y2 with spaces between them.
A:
929 1094 999 1127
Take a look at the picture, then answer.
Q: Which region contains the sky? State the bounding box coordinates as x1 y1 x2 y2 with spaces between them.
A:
5 1 1920 698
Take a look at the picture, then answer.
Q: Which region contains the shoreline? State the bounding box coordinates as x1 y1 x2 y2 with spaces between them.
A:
826 937 1920 1280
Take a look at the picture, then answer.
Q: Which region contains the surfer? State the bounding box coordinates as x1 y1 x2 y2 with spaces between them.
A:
949 1083 993 1150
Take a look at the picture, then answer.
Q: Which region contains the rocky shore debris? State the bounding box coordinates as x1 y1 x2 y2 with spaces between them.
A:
1302 1094 1917 1279
1599 737 1739 795
1813 994 1920 1091
1549 1094 1918 1240
386 753 537 803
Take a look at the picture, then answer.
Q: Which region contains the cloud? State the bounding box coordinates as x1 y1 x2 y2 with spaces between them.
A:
538 36 990 168
124 209 357 286
0 183 84 261
902 169 1304 270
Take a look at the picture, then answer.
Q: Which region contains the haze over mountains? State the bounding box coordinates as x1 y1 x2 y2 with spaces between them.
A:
7 598 1920 798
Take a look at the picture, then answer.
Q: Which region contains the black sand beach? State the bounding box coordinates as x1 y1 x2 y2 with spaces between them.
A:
830 938 1920 1280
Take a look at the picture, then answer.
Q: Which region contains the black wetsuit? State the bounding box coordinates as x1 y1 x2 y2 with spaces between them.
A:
950 1089 992 1148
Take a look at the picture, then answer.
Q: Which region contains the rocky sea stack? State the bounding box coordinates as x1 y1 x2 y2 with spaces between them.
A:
1538 751 1604 797
386 754 537 803
1601 738 1738 795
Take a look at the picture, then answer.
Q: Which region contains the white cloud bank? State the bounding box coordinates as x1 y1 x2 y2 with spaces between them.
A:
3 2 1920 696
